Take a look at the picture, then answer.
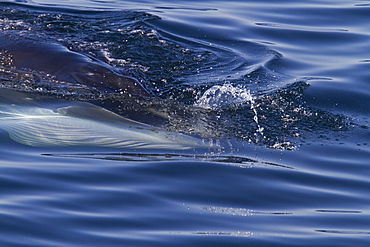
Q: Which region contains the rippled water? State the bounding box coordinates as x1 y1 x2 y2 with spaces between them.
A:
0 0 369 246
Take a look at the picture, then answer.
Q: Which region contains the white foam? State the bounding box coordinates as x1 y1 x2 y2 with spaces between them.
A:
194 83 264 138
194 83 252 110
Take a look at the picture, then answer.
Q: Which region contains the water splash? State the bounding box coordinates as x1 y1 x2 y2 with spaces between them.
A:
194 83 251 110
194 83 264 139
249 93 265 138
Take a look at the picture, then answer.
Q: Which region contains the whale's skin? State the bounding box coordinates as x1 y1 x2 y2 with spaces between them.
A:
0 33 151 97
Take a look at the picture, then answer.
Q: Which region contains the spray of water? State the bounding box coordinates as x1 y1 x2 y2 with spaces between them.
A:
194 83 264 140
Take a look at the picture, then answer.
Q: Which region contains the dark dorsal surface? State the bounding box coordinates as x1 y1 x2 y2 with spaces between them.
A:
0 33 151 97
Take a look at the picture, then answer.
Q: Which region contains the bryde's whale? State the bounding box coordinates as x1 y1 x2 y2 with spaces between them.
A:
0 34 208 149
0 33 151 97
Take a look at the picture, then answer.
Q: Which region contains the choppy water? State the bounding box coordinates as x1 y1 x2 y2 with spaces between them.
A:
0 0 369 246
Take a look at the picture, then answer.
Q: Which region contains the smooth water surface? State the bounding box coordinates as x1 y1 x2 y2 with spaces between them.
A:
0 0 369 246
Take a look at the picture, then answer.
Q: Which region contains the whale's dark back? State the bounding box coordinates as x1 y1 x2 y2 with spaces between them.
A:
0 33 151 97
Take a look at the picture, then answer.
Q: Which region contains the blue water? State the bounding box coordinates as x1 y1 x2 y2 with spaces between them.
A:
0 0 370 246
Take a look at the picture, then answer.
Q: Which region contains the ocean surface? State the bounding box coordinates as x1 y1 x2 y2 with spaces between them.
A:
0 0 369 246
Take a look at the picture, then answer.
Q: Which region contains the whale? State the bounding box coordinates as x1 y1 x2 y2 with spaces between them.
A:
0 34 207 149
0 89 204 149
0 33 151 97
